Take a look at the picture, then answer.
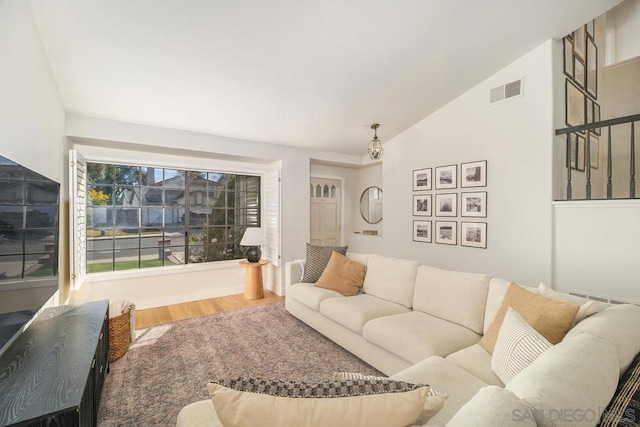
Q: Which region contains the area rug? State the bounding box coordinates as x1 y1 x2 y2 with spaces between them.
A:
97 301 383 426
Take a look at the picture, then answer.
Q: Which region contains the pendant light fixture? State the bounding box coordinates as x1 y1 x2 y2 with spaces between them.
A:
368 123 383 160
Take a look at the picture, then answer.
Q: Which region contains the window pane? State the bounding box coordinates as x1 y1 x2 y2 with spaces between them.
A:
115 231 139 250
164 206 184 226
25 230 55 254
88 185 113 206
87 206 112 228
0 181 24 204
26 206 56 228
115 165 140 185
163 169 186 187
164 188 183 205
114 186 138 206
26 182 59 205
25 253 55 277
115 249 139 271
167 246 185 265
188 228 205 245
0 255 22 278
87 251 114 273
188 245 205 263
0 206 24 228
0 161 24 180
141 167 163 185
140 186 163 206
114 208 139 227
141 207 163 227
88 163 114 185
0 231 22 255
141 247 164 269
207 190 225 207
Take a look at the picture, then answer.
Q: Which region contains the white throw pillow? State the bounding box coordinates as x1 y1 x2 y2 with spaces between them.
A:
332 372 448 424
491 307 552 384
207 377 428 427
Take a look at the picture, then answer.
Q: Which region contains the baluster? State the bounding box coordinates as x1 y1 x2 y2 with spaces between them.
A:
566 134 572 200
607 126 613 199
586 133 591 199
631 122 636 198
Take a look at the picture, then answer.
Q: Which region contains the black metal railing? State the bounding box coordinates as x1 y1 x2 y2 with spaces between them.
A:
555 113 640 200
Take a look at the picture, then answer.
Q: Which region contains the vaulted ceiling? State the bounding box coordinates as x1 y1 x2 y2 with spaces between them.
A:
29 0 621 156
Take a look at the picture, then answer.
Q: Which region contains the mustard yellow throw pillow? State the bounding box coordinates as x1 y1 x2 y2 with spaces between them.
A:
314 251 366 296
480 283 579 353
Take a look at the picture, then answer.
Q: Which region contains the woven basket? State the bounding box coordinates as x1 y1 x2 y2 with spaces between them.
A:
109 308 131 363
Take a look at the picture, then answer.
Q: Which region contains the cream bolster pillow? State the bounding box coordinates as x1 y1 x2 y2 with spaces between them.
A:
207 378 429 427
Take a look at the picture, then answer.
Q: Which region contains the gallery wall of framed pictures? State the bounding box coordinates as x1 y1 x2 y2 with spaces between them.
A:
563 19 601 173
412 160 488 249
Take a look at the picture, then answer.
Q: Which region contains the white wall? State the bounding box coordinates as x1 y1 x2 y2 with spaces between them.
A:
0 1 68 303
378 40 555 286
553 201 640 303
607 0 640 64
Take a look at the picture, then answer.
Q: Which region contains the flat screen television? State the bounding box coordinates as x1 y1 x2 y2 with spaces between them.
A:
0 155 60 356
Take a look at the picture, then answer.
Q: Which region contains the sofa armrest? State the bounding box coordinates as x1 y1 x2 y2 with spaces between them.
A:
285 259 304 290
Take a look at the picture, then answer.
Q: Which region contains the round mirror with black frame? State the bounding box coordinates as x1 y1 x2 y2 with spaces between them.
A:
360 186 383 224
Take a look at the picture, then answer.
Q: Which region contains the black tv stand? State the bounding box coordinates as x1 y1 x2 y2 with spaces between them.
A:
0 300 109 427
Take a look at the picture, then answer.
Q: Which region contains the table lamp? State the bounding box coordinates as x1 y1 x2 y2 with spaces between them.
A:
240 227 264 262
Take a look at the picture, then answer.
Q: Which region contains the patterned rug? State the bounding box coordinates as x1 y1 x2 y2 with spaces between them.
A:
97 301 382 426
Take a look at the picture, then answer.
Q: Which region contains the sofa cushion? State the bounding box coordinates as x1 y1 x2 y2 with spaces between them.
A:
319 294 409 335
363 311 481 365
301 243 348 283
392 356 489 426
565 304 640 376
314 251 366 296
491 307 552 385
413 265 490 334
445 344 503 386
445 386 537 427
506 333 619 427
287 282 342 311
479 283 579 353
362 254 419 308
206 377 428 427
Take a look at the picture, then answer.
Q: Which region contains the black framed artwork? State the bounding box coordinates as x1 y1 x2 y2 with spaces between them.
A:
586 37 597 99
566 79 586 128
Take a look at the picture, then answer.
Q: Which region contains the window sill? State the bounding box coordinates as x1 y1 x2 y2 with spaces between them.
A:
84 259 244 283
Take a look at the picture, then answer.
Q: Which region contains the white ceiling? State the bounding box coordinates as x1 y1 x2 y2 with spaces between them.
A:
29 0 621 156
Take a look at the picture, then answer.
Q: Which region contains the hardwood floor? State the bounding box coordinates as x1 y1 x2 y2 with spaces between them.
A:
134 291 284 329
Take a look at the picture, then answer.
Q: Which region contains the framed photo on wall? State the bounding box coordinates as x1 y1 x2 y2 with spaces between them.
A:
413 194 432 216
413 220 432 243
586 37 597 99
461 222 487 249
566 79 585 128
568 133 578 169
574 56 585 89
574 25 586 61
435 193 457 217
435 221 457 245
413 168 432 191
576 133 586 171
461 192 487 218
435 165 457 189
586 20 595 38
563 37 574 79
593 102 601 135
586 97 594 124
460 160 487 187
590 133 599 169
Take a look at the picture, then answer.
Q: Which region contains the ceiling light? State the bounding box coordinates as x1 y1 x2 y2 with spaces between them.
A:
368 123 383 160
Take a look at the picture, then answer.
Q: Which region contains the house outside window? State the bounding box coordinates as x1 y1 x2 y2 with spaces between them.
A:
85 162 260 273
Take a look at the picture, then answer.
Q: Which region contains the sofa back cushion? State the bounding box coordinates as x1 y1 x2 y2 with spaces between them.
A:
363 255 419 308
566 304 640 376
446 386 537 427
413 265 490 334
506 333 619 427
483 278 512 335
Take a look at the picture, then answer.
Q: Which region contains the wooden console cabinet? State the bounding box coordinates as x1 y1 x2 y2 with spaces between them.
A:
0 300 110 427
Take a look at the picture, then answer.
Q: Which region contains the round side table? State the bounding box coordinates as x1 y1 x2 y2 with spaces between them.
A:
239 260 267 300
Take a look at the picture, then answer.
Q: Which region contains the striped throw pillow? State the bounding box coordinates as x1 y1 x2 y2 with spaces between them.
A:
491 307 553 385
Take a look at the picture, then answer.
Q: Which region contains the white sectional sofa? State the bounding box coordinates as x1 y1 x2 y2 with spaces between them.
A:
284 253 640 426
177 252 640 426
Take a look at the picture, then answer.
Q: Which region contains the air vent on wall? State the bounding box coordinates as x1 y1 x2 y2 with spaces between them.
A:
489 78 523 104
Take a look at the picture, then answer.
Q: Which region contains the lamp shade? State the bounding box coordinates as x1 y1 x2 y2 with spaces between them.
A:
240 227 264 246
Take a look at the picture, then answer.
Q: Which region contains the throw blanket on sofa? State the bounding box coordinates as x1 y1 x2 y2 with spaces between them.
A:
600 351 640 426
